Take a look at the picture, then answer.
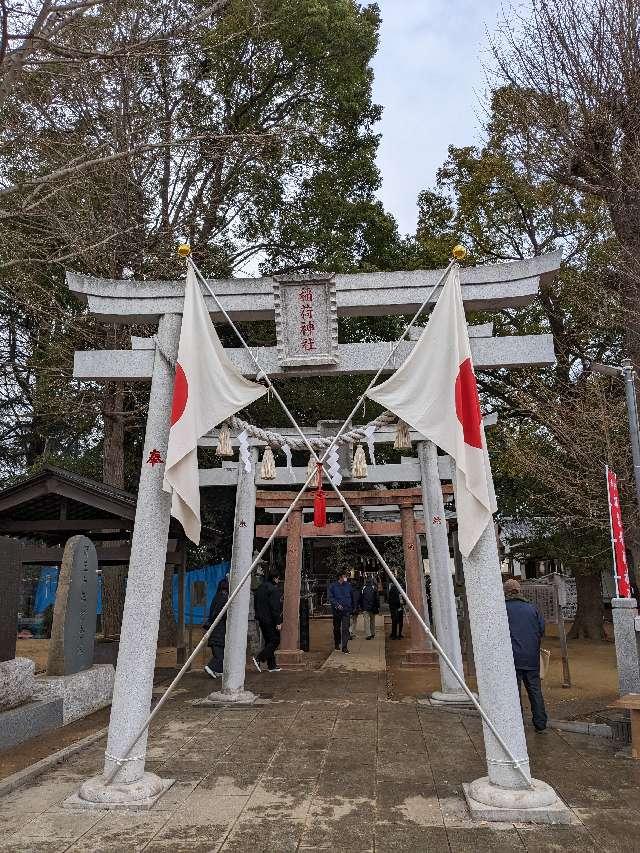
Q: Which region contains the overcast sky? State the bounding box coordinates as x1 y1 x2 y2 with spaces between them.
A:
371 0 504 236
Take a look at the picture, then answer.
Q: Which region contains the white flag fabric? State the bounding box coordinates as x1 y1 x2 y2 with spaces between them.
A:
367 266 496 556
163 266 267 543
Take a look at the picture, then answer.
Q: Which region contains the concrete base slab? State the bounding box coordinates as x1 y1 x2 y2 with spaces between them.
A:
463 777 572 825
401 650 440 667
0 697 63 751
276 650 305 669
64 772 174 811
38 664 115 724
429 690 477 707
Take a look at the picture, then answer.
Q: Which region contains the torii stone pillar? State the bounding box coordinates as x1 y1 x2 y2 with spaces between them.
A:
208 448 258 703
462 521 566 820
277 506 304 668
400 504 437 666
418 441 469 702
76 313 181 807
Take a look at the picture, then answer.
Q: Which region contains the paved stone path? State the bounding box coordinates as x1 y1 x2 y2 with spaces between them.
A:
322 616 385 672
1 661 639 852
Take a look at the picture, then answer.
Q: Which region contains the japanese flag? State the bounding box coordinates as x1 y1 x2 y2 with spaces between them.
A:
367 265 496 556
163 266 267 543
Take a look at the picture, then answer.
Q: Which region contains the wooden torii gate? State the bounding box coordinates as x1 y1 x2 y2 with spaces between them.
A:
65 252 566 820
255 485 445 666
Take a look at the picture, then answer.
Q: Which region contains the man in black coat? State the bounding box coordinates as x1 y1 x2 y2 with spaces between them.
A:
360 575 379 639
204 577 229 679
388 574 405 640
504 578 548 732
252 572 283 673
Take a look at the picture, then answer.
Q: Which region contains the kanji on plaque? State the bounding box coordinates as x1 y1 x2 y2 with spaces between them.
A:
606 466 631 598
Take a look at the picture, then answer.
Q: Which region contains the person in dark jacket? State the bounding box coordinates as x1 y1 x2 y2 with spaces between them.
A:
388 574 405 639
252 572 283 673
204 577 229 679
503 578 548 732
361 575 380 639
328 571 354 653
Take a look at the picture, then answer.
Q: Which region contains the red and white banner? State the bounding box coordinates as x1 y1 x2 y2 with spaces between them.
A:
606 466 631 598
163 265 267 544
366 265 496 556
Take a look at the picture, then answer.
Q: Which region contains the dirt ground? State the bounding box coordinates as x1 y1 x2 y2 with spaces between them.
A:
385 619 620 721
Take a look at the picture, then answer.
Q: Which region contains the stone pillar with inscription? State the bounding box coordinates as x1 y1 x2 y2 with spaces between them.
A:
39 535 115 724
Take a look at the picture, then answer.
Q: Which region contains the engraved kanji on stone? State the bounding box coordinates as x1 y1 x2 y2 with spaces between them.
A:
302 338 317 352
147 448 164 466
299 287 313 302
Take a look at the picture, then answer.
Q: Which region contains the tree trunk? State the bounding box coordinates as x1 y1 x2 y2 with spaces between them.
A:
101 565 128 639
157 563 177 647
103 383 125 488
567 573 605 640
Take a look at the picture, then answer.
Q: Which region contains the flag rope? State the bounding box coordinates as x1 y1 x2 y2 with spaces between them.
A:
104 255 533 791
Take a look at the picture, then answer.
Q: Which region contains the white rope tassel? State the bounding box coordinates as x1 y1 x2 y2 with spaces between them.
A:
260 446 276 480
394 419 412 450
216 423 233 457
352 444 368 479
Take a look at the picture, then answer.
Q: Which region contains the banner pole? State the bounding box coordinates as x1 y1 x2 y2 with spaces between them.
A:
606 465 620 598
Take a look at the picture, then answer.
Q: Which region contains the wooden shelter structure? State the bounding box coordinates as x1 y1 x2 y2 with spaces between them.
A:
0 466 216 656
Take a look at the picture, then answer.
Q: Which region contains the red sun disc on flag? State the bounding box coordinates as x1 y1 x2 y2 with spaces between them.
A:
171 362 188 426
455 358 482 449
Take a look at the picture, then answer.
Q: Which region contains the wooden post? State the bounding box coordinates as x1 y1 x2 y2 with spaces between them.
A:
277 506 304 668
0 538 22 662
554 586 571 688
400 505 438 666
176 545 186 667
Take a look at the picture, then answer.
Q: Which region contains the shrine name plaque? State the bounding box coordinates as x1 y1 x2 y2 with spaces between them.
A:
273 274 338 368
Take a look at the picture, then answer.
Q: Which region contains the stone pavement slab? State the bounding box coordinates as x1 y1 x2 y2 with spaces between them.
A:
322 615 385 672
0 667 639 851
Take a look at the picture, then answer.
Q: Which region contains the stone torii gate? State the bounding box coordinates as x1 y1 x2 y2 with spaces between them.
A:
65 252 569 822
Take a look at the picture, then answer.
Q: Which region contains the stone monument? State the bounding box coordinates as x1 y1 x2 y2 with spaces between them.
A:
39 535 115 723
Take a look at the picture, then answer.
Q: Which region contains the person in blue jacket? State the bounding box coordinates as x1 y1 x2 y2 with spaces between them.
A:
328 571 354 653
503 578 548 732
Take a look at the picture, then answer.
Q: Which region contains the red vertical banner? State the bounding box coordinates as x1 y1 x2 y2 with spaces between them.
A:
606 466 631 598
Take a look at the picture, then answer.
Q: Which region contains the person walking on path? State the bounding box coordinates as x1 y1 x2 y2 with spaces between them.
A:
350 583 362 639
204 577 229 679
361 575 379 639
252 572 283 673
329 571 354 653
503 578 548 733
388 573 405 640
